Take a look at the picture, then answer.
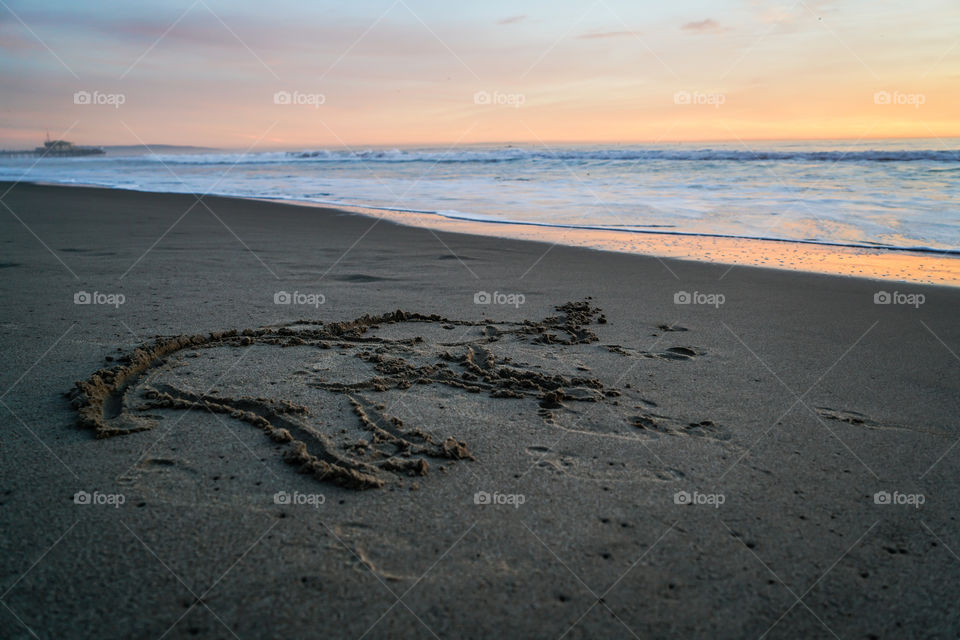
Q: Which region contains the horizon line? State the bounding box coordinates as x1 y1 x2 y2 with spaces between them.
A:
3 133 959 151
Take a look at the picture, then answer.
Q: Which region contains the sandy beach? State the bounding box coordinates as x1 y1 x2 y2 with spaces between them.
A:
0 182 958 638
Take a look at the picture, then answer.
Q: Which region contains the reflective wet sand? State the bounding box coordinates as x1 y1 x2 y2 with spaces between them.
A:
334 205 960 287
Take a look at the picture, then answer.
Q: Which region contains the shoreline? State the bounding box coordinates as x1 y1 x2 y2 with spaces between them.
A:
17 179 960 287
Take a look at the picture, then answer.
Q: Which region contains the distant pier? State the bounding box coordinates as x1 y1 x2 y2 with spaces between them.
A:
0 139 105 158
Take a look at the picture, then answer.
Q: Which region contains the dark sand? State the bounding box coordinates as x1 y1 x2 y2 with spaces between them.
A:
1 182 959 639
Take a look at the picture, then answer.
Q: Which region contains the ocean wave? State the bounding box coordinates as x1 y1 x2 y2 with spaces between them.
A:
141 147 960 166
3 173 956 255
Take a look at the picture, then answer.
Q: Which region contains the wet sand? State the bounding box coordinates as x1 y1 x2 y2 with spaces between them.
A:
1 182 959 639
336 205 960 286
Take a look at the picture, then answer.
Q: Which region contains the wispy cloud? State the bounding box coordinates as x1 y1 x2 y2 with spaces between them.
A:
497 15 526 25
578 30 640 40
681 19 727 34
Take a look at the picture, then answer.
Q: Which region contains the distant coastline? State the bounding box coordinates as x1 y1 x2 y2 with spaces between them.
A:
0 142 218 157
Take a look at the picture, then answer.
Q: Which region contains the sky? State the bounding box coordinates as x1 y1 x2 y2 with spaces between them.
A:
0 0 958 148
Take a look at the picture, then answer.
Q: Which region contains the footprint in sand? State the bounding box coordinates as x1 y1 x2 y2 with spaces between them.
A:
628 413 731 441
523 445 684 483
816 407 948 438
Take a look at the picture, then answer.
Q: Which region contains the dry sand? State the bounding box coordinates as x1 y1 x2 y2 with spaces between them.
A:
1 182 959 639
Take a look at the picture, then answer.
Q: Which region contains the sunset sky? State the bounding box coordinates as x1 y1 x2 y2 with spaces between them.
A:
1 0 958 148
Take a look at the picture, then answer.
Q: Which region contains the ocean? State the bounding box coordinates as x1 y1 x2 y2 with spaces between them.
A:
2 138 958 255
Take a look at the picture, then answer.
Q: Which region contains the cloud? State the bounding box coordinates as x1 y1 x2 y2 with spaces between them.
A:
497 15 526 25
681 19 727 34
577 30 639 39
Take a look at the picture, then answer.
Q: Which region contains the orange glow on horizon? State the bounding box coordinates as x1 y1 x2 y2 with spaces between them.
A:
1 2 958 149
